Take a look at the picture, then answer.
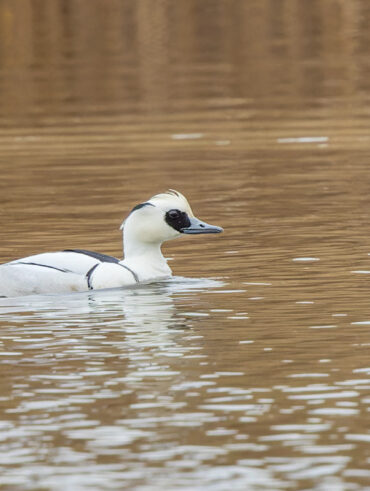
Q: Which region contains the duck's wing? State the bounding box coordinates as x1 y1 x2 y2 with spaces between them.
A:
8 249 119 276
0 263 87 297
0 249 121 297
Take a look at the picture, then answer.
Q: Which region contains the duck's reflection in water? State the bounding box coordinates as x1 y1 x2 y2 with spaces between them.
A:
0 277 227 487
0 276 224 389
0 276 223 320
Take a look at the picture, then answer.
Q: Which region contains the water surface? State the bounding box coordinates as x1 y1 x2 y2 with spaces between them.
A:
0 1 369 490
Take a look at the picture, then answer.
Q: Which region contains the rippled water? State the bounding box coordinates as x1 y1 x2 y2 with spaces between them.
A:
0 1 370 490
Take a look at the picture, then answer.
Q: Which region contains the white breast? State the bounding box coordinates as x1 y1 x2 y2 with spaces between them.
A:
88 262 138 290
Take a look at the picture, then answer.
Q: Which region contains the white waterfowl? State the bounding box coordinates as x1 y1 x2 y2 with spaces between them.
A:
0 190 223 297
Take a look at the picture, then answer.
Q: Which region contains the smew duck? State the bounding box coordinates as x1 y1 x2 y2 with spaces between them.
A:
0 190 223 297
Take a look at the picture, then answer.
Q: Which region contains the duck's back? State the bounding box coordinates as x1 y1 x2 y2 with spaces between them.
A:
9 249 119 273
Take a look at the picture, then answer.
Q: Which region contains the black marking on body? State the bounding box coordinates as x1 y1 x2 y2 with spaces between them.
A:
129 202 155 215
165 209 191 232
117 263 139 283
64 249 119 263
85 262 139 290
86 263 99 289
16 262 71 273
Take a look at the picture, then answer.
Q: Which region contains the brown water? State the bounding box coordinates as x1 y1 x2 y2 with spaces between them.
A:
0 1 370 489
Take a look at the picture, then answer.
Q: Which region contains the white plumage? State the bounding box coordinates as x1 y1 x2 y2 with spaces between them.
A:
0 190 223 297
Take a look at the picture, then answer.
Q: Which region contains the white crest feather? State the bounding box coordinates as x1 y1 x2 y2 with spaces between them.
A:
148 189 194 217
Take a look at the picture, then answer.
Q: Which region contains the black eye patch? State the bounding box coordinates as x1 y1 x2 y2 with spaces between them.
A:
165 209 191 232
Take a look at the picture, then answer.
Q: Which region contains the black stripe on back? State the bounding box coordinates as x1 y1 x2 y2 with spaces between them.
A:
16 262 70 273
64 249 119 263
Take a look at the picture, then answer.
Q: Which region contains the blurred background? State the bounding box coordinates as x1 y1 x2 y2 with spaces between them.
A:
0 1 370 490
2 0 369 117
1 0 370 264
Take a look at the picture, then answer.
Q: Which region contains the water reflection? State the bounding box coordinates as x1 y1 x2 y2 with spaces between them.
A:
0 278 368 489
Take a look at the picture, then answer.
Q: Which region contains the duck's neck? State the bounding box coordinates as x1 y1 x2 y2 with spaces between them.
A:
121 236 172 282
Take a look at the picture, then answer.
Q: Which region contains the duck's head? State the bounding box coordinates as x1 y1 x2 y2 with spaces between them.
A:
121 190 223 245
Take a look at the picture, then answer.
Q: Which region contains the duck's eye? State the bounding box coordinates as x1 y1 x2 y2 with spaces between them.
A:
165 209 191 231
168 209 181 220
